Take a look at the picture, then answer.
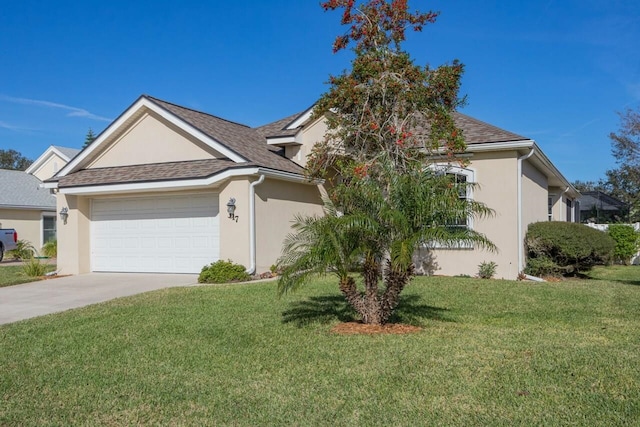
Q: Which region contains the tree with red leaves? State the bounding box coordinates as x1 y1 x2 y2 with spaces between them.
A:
277 1 494 325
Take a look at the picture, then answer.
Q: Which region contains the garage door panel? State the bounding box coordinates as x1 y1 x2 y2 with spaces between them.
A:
91 194 219 273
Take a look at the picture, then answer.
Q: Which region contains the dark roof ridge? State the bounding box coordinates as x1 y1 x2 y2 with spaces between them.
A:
144 95 252 129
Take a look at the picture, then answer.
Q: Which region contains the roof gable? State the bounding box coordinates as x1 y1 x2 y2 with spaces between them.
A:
57 96 249 178
87 110 221 169
25 145 80 179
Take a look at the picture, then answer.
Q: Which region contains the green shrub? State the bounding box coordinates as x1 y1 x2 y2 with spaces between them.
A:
23 257 47 277
41 240 57 258
608 224 639 265
524 256 560 277
477 261 497 279
10 240 37 260
198 260 251 284
525 222 615 276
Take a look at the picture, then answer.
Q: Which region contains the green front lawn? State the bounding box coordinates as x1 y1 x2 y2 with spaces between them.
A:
588 264 640 284
0 264 56 288
1 272 639 425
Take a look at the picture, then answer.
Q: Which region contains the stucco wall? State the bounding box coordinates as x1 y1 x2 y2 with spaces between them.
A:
521 159 549 238
254 178 324 274
218 179 251 268
56 193 91 274
31 153 67 181
430 151 520 279
88 111 218 168
0 208 53 251
285 117 328 167
549 186 565 221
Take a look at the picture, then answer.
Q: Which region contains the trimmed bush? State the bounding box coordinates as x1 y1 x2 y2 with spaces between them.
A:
525 222 614 277
608 224 640 265
198 260 251 284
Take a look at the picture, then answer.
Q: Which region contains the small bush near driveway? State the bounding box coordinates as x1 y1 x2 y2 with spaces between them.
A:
198 259 251 283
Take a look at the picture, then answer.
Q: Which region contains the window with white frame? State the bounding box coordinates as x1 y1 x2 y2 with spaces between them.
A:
42 215 56 245
431 165 475 248
566 199 573 222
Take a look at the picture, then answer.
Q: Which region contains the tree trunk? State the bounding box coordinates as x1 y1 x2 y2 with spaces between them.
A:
361 257 383 325
380 261 414 324
338 276 366 316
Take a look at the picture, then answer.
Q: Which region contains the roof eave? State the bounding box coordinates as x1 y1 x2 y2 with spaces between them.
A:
56 166 313 196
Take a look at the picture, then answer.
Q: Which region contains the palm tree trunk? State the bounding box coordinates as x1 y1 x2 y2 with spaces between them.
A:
362 257 383 325
338 276 366 316
380 261 414 324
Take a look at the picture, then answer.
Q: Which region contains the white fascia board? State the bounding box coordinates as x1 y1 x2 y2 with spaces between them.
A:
465 139 534 153
266 134 302 146
256 168 320 184
57 167 318 196
25 146 71 175
529 143 579 197
42 181 59 189
466 140 577 197
286 106 315 130
0 204 56 211
58 167 261 196
57 97 247 178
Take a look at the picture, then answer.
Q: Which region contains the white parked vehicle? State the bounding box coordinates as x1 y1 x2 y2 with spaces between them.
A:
0 229 18 261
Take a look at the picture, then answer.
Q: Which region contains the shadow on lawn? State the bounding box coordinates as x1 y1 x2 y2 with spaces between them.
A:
282 294 453 327
614 280 640 286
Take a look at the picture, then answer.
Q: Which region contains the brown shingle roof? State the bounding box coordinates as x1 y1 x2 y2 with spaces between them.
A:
59 96 529 189
145 96 304 175
255 111 305 138
57 159 252 188
255 108 529 145
453 112 528 144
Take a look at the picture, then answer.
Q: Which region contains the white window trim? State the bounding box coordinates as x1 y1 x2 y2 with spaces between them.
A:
429 164 476 250
41 213 57 249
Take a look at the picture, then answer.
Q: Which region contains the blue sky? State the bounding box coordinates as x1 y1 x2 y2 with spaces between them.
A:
1 0 638 182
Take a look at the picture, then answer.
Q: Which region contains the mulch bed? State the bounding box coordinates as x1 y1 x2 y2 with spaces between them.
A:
331 322 422 335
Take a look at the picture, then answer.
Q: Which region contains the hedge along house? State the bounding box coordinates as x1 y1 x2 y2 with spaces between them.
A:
46 95 578 279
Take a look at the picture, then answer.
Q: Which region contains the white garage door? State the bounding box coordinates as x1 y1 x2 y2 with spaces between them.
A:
91 194 219 273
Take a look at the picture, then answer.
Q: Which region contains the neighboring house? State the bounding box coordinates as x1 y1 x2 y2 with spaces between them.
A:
26 145 81 181
579 191 628 223
0 169 57 249
45 95 578 278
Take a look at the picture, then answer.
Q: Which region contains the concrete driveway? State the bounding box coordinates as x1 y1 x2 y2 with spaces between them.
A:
0 273 199 325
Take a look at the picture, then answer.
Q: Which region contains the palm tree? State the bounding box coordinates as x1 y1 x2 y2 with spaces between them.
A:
278 167 496 325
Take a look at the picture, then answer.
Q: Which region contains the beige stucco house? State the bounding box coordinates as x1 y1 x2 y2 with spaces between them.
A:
0 169 57 251
0 145 80 257
45 95 577 278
